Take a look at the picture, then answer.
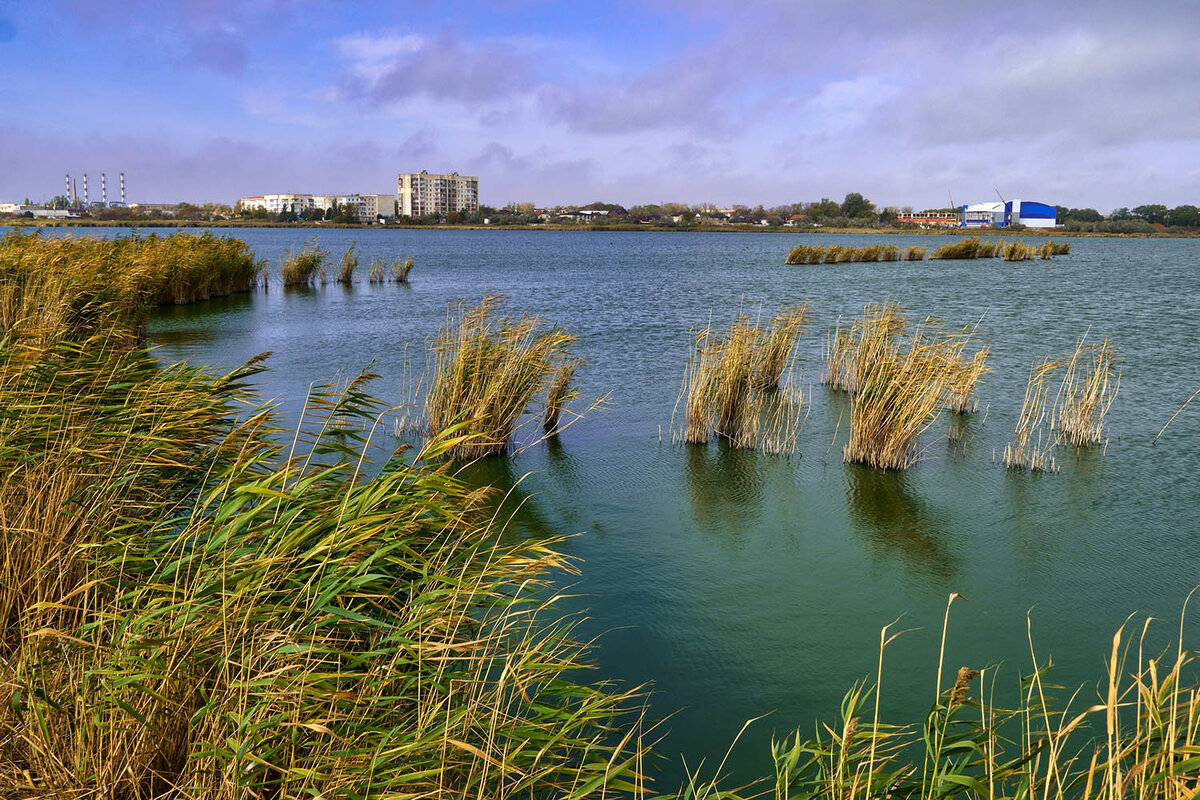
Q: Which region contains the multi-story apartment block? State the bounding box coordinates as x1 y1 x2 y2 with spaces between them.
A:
236 193 396 223
397 171 479 217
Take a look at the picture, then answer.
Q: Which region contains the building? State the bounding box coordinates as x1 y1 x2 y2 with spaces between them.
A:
896 211 959 227
397 171 479 217
235 193 396 223
961 199 1057 228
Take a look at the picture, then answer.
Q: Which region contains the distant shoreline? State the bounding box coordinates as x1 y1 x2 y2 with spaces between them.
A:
2 218 1194 238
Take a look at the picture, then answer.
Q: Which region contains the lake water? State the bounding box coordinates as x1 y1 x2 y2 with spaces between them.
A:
25 226 1200 785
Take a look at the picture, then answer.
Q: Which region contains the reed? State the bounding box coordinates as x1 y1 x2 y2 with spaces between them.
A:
1051 240 1071 255
336 243 358 283
903 245 927 261
0 272 648 796
842 315 956 469
1002 241 1035 261
367 257 386 283
1056 334 1119 447
395 255 414 282
942 343 990 413
878 244 900 262
425 295 576 459
1003 356 1061 471
758 597 1200 800
753 302 813 390
1040 241 1056 259
280 238 328 287
930 236 1001 260
544 356 582 431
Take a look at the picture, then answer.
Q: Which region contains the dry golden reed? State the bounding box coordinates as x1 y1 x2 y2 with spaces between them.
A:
395 255 414 282
1003 356 1061 471
337 243 358 283
786 245 914 265
1056 334 1119 446
544 356 582 431
281 238 328 286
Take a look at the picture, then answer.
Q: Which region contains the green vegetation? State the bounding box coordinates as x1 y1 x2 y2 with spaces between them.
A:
0 230 259 321
424 295 579 460
0 235 648 797
280 238 328 287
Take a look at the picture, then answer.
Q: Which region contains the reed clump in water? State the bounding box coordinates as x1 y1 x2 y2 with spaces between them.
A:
903 245 927 261
1002 241 1035 261
786 245 909 265
1003 356 1061 471
281 238 328 287
930 236 1001 260
0 268 648 796
822 302 906 394
1056 335 1119 447
942 343 990 414
425 295 577 459
337 243 358 283
395 255 414 282
677 307 807 454
367 257 386 283
544 357 582 432
842 313 958 469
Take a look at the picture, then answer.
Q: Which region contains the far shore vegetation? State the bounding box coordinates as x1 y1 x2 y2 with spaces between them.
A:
5 193 1200 236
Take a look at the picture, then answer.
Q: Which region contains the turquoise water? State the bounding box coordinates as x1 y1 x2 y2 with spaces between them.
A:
28 226 1200 784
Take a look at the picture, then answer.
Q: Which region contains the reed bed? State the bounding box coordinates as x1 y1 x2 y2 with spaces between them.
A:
425 295 578 459
821 302 906 394
1056 335 1120 447
336 243 357 283
676 306 808 454
280 238 328 286
0 230 260 339
0 267 648 796
930 236 1001 260
395 255 414 282
903 245 927 261
943 341 990 414
1003 356 1061 471
544 356 582 431
786 244 916 265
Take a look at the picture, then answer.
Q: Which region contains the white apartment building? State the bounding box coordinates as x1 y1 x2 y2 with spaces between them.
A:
236 193 396 222
397 171 479 217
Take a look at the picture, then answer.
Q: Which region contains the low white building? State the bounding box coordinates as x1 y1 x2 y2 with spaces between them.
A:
962 202 1005 227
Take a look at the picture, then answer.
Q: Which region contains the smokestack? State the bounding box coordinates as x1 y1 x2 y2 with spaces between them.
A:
120 172 126 205
65 173 71 203
83 173 88 206
101 173 107 205
72 178 78 206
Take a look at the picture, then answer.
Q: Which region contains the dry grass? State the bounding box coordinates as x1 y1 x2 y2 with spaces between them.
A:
281 238 328 287
786 245 911 265
1056 335 1120 447
367 257 386 283
943 340 990 414
753 303 813 390
822 302 906 394
903 245 927 261
425 295 577 460
544 356 582 432
1003 241 1035 261
1003 357 1061 471
336 243 357 283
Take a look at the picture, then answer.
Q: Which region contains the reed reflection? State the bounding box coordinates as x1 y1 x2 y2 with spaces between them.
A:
452 456 559 542
845 464 958 583
684 440 766 534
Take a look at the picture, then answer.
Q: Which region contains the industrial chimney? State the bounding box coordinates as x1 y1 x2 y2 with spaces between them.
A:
101 173 107 206
120 172 126 205
82 173 88 206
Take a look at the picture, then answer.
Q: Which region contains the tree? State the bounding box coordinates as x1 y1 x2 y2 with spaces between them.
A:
1132 204 1169 225
1065 208 1102 223
1110 207 1133 220
806 198 842 223
1169 205 1200 227
879 206 899 225
841 192 876 219
447 211 463 224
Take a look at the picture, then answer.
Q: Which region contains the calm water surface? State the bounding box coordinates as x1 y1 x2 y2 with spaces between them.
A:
31 226 1200 783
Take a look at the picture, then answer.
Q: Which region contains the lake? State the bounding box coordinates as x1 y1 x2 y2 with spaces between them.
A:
27 225 1200 785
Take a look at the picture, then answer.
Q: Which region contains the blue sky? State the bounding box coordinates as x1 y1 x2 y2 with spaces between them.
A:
2 0 1198 210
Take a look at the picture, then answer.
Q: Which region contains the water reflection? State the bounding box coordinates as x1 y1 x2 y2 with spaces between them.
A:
845 464 958 584
684 441 765 534
452 456 559 542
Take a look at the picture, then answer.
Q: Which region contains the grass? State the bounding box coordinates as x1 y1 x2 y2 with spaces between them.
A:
903 245 927 261
367 257 386 283
281 237 328 287
1003 241 1036 261
943 339 990 414
676 307 807 454
0 259 650 797
786 245 916 265
1056 334 1120 447
424 295 578 460
336 242 357 283
544 356 582 431
930 236 1001 259
1003 356 1061 471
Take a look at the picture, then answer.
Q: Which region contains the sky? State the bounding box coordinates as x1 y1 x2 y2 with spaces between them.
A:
1 0 1198 211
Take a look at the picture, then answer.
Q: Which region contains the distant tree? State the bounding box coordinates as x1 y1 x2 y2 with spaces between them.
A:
1132 204 1169 225
174 202 206 221
1065 208 1103 223
49 194 71 210
1168 205 1200 227
1110 207 1134 220
806 198 842 223
446 211 463 224
1054 205 1070 222
841 192 876 219
879 206 899 225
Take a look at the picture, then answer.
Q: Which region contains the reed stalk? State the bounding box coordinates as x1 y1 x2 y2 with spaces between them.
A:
1056 335 1119 447
1003 357 1061 471
943 343 990 414
753 303 812 390
367 257 386 283
544 356 582 431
